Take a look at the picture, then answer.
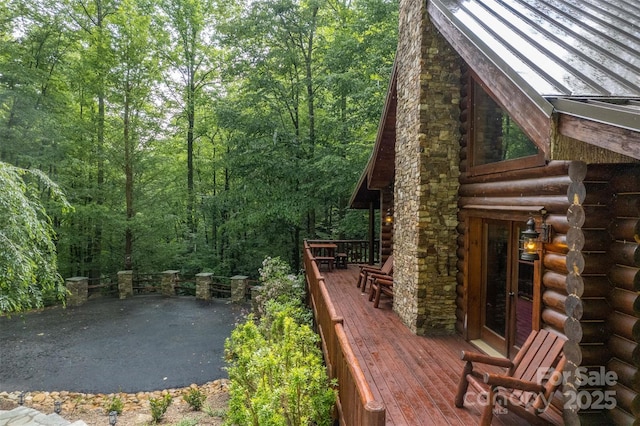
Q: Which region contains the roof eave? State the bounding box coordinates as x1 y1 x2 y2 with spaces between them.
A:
349 61 398 209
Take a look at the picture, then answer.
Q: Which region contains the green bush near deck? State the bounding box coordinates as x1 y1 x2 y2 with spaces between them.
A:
224 257 336 426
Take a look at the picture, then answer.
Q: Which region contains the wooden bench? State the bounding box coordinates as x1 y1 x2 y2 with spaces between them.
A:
454 329 566 425
314 256 335 272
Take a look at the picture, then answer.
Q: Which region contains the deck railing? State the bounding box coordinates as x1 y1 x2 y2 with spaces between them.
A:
304 242 385 426
306 239 379 265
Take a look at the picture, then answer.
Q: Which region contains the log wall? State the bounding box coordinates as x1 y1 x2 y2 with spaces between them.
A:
455 63 640 425
560 163 612 425
456 64 576 345
605 165 640 425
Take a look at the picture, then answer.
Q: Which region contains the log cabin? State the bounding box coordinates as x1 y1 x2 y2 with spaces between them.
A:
348 0 640 424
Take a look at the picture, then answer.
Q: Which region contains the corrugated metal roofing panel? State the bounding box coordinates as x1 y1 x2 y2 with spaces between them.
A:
432 0 640 98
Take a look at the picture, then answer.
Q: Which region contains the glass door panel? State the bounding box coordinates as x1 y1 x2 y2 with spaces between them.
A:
480 219 534 358
514 254 534 349
483 222 508 337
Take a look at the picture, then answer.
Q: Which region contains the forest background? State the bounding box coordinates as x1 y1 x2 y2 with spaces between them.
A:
0 0 398 290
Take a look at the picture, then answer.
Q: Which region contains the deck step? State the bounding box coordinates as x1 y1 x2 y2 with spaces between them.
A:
0 406 88 425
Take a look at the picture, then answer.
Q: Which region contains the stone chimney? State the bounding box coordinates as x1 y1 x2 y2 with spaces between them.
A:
393 0 461 335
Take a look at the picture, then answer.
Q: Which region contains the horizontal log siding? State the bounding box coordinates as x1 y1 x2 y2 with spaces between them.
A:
561 164 621 424
605 166 640 425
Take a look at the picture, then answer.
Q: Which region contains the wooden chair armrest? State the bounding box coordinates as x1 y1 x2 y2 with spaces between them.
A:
483 373 545 394
359 265 381 273
369 272 392 281
460 351 513 369
373 277 394 286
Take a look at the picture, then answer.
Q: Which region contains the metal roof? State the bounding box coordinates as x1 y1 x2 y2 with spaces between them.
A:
430 0 640 134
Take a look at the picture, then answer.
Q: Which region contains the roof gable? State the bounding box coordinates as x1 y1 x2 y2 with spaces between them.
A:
350 64 397 209
430 0 640 159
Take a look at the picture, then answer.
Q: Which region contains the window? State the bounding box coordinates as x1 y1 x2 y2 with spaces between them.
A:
470 80 544 175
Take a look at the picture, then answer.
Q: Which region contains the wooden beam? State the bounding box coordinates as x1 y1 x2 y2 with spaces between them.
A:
557 114 640 160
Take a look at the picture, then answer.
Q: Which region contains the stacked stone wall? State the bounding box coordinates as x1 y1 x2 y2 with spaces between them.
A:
395 0 461 334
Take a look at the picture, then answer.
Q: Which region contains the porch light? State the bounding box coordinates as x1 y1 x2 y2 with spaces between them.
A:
384 208 393 225
109 411 118 426
520 217 540 261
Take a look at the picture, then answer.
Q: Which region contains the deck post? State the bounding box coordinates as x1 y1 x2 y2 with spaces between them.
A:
65 276 88 307
161 270 179 297
195 272 213 300
369 201 375 265
231 275 249 303
118 270 133 299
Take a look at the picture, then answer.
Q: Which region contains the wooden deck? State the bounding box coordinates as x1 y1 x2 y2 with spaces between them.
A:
319 265 530 426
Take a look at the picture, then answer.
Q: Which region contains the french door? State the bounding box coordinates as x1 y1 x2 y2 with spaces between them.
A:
479 219 535 357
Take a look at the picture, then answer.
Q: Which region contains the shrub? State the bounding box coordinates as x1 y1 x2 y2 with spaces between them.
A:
149 393 172 422
104 395 124 415
253 257 305 318
183 387 206 411
225 280 336 426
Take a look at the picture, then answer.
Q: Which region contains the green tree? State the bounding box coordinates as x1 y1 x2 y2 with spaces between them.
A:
109 0 162 269
63 0 119 279
0 163 70 313
157 0 223 238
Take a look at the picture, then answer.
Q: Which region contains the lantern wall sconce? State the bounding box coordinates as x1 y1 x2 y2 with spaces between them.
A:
384 207 393 225
109 410 118 426
519 215 553 261
54 400 62 414
18 392 24 405
520 217 540 261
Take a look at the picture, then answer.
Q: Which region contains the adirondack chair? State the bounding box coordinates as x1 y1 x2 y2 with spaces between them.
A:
357 255 393 293
369 275 393 308
454 329 566 426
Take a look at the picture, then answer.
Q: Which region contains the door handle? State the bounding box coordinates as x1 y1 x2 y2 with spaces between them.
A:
509 292 515 297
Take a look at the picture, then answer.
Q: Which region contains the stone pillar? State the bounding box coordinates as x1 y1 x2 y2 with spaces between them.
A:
251 286 264 314
230 275 248 303
118 270 133 299
161 270 179 297
395 0 461 335
196 272 213 300
66 277 88 307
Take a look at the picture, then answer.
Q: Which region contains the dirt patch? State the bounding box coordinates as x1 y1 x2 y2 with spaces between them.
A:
0 379 229 425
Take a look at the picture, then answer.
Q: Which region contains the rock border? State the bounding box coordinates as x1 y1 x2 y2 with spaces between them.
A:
0 379 229 415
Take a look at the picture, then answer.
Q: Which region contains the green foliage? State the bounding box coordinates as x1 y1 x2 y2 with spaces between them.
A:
170 420 198 426
0 163 70 314
253 257 305 318
203 404 226 418
183 387 206 411
104 395 124 415
224 257 336 426
149 393 173 423
1 0 397 279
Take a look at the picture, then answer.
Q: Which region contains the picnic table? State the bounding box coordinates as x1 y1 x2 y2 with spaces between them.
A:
309 243 338 271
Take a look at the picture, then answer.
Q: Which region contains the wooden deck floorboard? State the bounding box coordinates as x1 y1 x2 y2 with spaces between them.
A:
321 265 531 426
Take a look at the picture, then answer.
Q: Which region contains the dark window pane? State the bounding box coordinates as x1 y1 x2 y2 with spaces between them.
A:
473 83 539 166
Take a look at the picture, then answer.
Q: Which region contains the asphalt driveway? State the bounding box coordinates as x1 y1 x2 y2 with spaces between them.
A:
0 295 245 394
